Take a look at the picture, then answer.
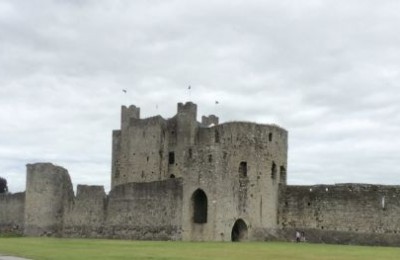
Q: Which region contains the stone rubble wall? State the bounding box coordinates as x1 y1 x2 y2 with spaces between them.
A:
24 163 74 237
63 178 183 240
0 192 25 235
63 185 107 238
278 184 400 246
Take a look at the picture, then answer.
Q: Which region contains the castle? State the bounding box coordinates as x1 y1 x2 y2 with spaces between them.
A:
1 102 400 245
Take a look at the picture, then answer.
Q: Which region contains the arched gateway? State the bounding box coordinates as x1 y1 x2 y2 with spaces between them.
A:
231 219 248 242
191 189 208 224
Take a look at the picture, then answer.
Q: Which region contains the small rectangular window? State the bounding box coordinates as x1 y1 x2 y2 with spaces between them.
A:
215 130 220 143
271 162 277 180
239 161 247 178
169 152 175 164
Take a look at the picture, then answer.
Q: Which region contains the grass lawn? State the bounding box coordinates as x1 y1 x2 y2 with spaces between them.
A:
0 238 399 260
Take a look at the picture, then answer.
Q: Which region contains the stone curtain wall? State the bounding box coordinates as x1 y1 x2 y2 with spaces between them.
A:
63 179 183 240
106 178 183 240
63 185 107 237
279 184 400 246
0 192 25 235
11 162 182 240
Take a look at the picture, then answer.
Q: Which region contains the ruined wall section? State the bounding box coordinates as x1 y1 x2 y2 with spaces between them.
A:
63 185 107 238
106 178 183 240
112 116 169 188
24 163 74 237
0 192 25 234
279 184 400 246
182 122 288 241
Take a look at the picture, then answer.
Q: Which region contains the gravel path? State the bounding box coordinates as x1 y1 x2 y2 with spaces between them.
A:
0 256 31 260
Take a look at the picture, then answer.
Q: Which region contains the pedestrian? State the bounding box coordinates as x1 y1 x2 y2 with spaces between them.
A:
296 231 300 242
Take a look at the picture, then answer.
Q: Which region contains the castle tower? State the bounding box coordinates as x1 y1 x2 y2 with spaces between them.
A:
24 163 74 236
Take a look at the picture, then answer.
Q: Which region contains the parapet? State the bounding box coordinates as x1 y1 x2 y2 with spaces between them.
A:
76 185 106 199
129 115 167 128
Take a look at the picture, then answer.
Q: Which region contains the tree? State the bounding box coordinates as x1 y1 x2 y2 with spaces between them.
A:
0 177 8 193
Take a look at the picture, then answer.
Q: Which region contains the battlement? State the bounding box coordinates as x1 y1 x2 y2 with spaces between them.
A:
201 115 219 126
129 115 167 128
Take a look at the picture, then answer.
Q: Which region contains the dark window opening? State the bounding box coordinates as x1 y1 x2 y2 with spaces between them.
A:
271 162 277 180
146 156 149 162
169 152 175 164
223 152 228 159
239 161 247 178
208 154 212 163
231 219 248 242
170 174 175 179
188 148 193 159
280 166 286 184
192 189 208 224
268 133 273 142
215 130 220 143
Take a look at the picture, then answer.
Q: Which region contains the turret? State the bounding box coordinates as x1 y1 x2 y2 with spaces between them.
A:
176 102 198 146
121 105 140 129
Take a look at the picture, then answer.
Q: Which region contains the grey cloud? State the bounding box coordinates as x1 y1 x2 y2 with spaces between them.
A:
1 0 400 192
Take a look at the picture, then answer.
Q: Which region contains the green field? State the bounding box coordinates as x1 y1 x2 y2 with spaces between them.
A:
0 238 399 260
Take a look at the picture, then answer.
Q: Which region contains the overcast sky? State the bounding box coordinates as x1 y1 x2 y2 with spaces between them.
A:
1 0 400 193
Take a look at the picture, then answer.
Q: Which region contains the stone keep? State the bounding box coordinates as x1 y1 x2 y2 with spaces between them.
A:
110 101 288 241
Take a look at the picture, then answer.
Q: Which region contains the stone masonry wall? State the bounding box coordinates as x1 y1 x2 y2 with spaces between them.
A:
0 192 25 235
63 185 107 238
279 184 400 246
105 178 183 240
112 116 169 188
24 163 74 237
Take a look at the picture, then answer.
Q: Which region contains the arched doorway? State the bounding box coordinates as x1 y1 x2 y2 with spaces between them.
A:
191 189 207 224
231 219 248 242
